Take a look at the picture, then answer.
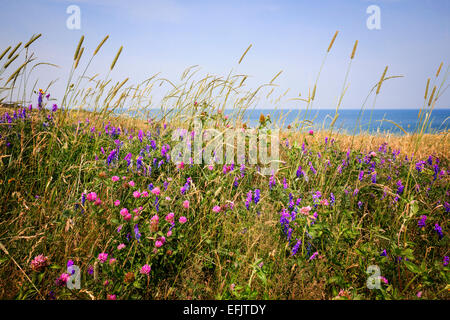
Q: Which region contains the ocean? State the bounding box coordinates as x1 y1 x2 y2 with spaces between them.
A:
119 108 449 135
224 108 450 134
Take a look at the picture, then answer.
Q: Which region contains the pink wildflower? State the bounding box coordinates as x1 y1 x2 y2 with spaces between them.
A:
179 216 187 224
133 191 141 198
140 264 151 275
300 206 312 215
86 192 97 202
112 176 119 182
56 273 70 286
183 200 190 209
30 254 49 272
98 253 108 263
176 162 185 169
151 187 160 195
165 212 175 223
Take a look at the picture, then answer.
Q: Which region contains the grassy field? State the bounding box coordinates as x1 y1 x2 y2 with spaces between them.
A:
0 33 448 300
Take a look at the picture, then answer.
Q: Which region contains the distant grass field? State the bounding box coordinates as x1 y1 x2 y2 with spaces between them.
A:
0 32 448 300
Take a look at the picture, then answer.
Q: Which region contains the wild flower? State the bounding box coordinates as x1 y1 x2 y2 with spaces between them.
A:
30 254 49 272
176 162 184 169
179 216 187 224
183 200 190 209
134 224 141 242
415 161 426 172
330 193 335 206
443 256 449 266
283 178 288 189
300 206 311 215
165 212 175 223
128 181 135 187
112 176 120 182
55 273 70 286
133 191 141 198
86 192 97 202
150 215 159 232
291 239 302 256
434 223 444 239
312 191 322 204
245 191 252 210
117 243 126 250
98 253 108 263
212 205 221 213
309 162 317 175
397 180 404 194
418 215 427 228
254 189 260 205
297 166 303 178
87 266 94 275
269 173 276 190
140 264 151 275
151 187 160 195
309 251 318 261
107 294 117 300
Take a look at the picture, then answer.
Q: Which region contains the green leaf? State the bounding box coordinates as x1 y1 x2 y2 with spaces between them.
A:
404 261 421 274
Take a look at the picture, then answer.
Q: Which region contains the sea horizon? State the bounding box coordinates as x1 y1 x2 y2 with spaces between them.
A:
117 107 449 134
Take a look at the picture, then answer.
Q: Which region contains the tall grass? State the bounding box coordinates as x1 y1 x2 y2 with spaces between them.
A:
0 33 448 300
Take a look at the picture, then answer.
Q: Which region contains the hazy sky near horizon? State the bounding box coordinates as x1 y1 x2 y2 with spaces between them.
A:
0 0 449 109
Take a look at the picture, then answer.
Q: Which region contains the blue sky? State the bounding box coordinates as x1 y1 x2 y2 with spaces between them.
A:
0 0 449 109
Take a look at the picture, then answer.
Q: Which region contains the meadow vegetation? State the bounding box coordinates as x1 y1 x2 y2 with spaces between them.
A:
0 32 448 300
